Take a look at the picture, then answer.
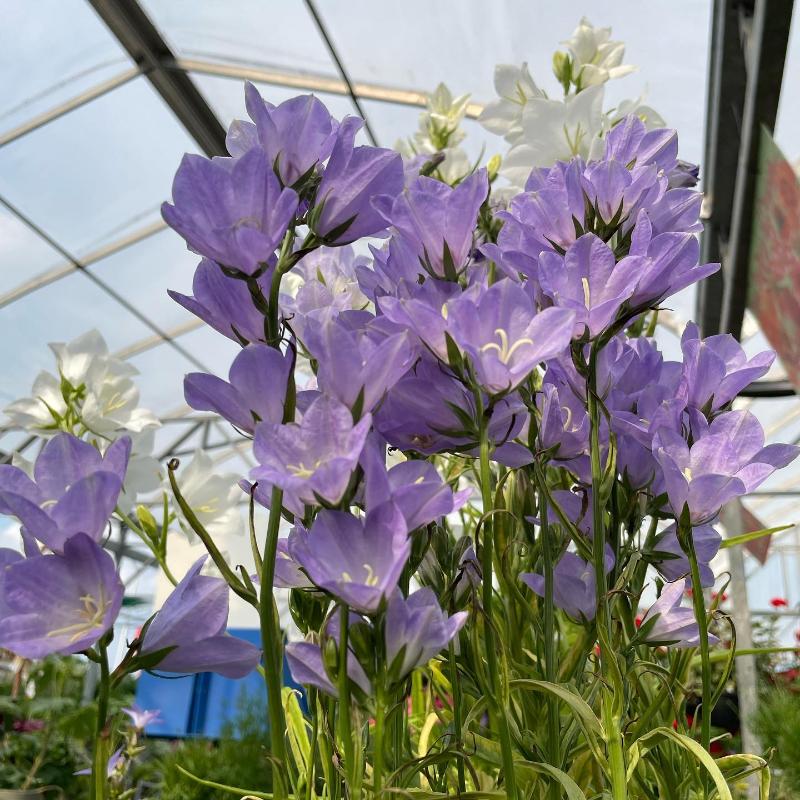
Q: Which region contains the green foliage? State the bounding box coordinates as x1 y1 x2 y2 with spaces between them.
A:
0 655 138 797
753 688 800 798
0 656 88 793
0 727 83 794
147 692 273 800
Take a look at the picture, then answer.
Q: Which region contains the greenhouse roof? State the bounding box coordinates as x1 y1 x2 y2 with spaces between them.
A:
1 0 799 620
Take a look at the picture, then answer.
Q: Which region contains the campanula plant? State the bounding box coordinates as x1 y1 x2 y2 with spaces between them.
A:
1 17 796 800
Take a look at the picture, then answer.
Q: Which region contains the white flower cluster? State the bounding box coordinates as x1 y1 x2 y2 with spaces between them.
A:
5 329 246 539
398 83 474 184
479 17 664 190
5 330 162 505
173 449 242 542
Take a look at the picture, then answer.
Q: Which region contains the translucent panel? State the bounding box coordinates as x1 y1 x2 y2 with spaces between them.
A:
126 342 195 416
192 73 358 132
0 77 197 256
179 322 241 377
151 417 205 458
88 227 198 330
214 448 254 475
0 519 20 550
140 0 336 75
0 271 150 408
744 549 799 615
150 418 207 460
316 0 711 163
0 429 39 458
0 205 63 295
0 1 132 134
775 2 800 161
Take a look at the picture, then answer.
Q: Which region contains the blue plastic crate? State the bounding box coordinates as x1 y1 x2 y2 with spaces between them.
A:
134 628 304 738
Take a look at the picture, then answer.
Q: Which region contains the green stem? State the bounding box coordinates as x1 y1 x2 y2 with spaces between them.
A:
167 467 255 603
91 639 111 800
261 486 287 791
538 486 561 792
390 566 411 769
337 604 354 794
586 346 627 800
373 671 386 798
448 641 466 793
477 406 518 799
683 519 712 752
306 688 318 800
116 508 178 586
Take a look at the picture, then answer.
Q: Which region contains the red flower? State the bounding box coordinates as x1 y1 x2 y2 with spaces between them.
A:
712 592 728 603
770 597 789 608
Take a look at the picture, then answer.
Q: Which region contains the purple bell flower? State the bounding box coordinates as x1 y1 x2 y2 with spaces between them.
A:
378 276 474 361
0 434 130 552
680 322 774 413
304 315 415 416
373 170 488 279
640 579 719 648
651 522 721 588
274 531 314 589
362 443 470 531
537 380 589 461
0 549 23 620
385 588 467 679
122 705 162 730
668 160 700 189
602 116 678 175
538 233 640 338
360 235 438 301
168 259 272 345
311 118 404 244
0 533 123 658
581 157 664 229
75 747 124 778
161 148 299 274
494 159 585 272
288 503 410 614
374 356 529 465
447 278 575 394
653 409 799 524
521 547 613 622
184 344 293 434
243 83 339 185
625 215 719 306
285 639 371 697
280 246 369 339
251 395 371 510
140 556 261 678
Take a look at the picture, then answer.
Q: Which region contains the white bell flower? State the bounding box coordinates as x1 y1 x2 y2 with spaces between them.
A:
414 82 471 151
562 17 636 88
501 84 605 188
479 63 545 139
174 449 243 541
4 329 161 506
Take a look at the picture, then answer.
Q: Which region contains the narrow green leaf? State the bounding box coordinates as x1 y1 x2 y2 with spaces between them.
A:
637 726 733 800
174 765 272 798
720 524 794 549
509 679 604 738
